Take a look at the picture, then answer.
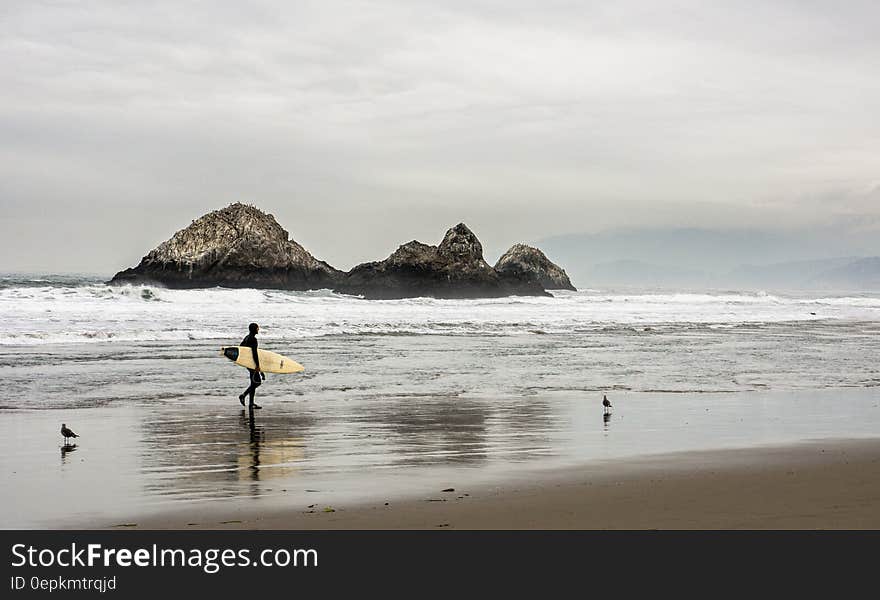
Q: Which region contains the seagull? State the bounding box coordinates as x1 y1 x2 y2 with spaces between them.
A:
60 423 79 445
602 395 612 414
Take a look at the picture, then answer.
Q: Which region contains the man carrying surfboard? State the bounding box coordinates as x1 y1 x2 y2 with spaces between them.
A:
239 322 265 409
221 335 304 401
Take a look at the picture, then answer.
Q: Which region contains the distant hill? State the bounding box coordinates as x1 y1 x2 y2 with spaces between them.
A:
809 257 880 290
584 260 713 287
727 257 857 289
577 256 880 290
540 227 841 273
539 226 880 290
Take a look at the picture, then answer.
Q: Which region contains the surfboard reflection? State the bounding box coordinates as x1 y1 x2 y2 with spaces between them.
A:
238 409 305 483
137 403 314 500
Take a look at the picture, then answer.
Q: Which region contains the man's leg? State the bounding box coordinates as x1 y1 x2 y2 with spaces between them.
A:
240 371 256 406
240 384 254 406
249 380 261 409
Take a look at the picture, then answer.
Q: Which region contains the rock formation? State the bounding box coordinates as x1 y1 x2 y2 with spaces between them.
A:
335 223 550 299
110 203 340 289
494 244 576 290
111 205 575 298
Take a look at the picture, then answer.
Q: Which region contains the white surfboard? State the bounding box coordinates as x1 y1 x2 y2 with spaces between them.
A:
220 346 304 374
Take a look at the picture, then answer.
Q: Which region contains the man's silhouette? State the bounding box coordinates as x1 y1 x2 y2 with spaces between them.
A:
238 322 265 409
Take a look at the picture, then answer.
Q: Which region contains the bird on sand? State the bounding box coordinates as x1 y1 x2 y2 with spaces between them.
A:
602 395 612 414
60 423 79 445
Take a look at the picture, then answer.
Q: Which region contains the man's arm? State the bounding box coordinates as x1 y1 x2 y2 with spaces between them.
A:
251 337 260 371
253 340 265 379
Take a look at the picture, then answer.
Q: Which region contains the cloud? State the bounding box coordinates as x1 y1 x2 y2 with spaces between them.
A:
1 0 879 272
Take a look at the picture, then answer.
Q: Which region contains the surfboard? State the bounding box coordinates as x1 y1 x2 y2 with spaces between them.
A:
220 346 305 374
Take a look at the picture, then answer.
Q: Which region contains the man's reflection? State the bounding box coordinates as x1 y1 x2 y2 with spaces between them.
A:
241 408 264 482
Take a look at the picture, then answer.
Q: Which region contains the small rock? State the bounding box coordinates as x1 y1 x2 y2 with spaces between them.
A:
494 243 575 290
442 488 455 492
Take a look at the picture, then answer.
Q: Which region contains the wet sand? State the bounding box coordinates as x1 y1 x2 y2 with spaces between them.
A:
119 439 880 529
4 388 880 528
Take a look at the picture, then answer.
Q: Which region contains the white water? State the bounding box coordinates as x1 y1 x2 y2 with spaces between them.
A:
2 277 879 345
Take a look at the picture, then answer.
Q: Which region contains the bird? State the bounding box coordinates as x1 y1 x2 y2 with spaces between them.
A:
602 394 612 414
60 423 79 445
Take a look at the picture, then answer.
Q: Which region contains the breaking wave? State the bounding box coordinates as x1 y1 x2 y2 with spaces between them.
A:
0 275 878 345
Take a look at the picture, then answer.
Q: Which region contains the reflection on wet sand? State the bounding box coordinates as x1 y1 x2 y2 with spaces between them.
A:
60 444 77 464
138 402 314 500
131 393 558 503
353 396 491 466
238 409 304 483
350 395 557 466
491 397 556 460
7 387 880 528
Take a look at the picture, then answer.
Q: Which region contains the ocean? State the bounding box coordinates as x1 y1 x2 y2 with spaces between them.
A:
2 274 879 526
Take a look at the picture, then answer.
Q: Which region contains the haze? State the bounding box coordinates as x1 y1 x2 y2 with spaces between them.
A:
2 1 879 274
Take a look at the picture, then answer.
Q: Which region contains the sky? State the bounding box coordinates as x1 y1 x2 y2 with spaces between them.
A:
1 0 879 273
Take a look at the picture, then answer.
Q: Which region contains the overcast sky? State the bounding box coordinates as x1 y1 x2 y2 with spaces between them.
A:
2 0 879 273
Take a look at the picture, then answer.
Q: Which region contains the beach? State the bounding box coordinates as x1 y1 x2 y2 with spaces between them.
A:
3 387 879 529
2 278 879 529
128 439 880 530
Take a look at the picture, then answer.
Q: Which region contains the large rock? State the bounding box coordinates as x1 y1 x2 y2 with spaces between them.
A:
494 244 576 290
336 223 550 299
110 203 340 289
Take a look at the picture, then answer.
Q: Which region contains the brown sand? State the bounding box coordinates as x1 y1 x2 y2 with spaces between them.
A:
121 439 880 530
